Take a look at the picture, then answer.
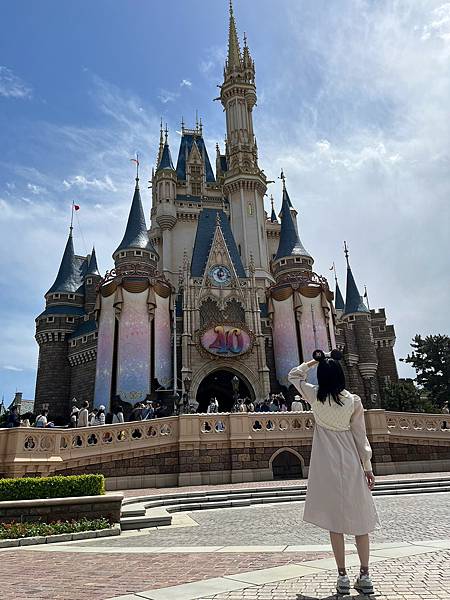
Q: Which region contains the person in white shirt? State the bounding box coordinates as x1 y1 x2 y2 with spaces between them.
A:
290 395 304 412
94 405 106 426
288 349 378 597
77 401 89 427
112 406 125 423
35 409 49 428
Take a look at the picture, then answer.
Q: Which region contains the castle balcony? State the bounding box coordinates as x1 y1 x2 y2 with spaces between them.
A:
0 411 449 486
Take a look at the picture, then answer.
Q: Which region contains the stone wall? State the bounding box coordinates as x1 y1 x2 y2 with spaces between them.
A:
69 358 97 407
34 341 71 422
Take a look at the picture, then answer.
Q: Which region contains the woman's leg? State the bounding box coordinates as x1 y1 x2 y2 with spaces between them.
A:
330 531 346 574
355 534 370 574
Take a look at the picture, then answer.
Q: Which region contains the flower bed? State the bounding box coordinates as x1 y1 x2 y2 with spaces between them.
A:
0 517 111 539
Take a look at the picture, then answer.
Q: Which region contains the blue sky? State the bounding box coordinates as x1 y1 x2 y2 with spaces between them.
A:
1 0 449 403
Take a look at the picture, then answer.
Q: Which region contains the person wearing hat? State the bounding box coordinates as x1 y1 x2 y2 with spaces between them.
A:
291 395 304 412
288 349 379 597
94 405 106 426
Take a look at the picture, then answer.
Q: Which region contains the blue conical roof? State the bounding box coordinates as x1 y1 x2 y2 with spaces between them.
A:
47 231 85 295
335 281 344 311
157 142 174 171
114 181 157 256
344 264 369 315
275 186 311 260
86 247 100 276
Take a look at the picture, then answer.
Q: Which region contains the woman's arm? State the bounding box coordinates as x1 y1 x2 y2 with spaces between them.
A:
288 360 318 406
350 396 373 473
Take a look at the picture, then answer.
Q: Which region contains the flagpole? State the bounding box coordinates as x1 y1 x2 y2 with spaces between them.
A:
70 200 74 233
364 285 370 311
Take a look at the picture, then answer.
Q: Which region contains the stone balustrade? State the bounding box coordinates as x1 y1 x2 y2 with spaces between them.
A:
0 410 449 485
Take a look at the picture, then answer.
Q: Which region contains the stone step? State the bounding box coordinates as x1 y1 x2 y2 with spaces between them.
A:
121 476 450 507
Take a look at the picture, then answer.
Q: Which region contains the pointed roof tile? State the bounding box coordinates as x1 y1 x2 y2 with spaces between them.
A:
47 230 85 295
157 142 175 171
275 185 311 260
335 281 344 311
86 247 100 276
344 264 369 315
114 180 157 256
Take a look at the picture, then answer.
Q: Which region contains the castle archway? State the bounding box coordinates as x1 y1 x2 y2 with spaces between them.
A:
196 369 254 413
269 448 305 480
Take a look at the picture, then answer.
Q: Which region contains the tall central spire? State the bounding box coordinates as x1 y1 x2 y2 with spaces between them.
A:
227 0 242 71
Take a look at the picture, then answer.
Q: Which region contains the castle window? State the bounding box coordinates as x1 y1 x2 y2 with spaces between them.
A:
238 244 242 256
348 315 355 322
384 375 391 386
46 317 54 323
191 165 201 175
53 293 60 300
66 317 74 323
134 250 142 257
191 182 202 196
294 257 301 263
119 251 126 258
379 325 385 332
82 336 87 343
68 294 75 300
86 277 92 285
70 340 76 347
280 259 286 265
248 203 254 216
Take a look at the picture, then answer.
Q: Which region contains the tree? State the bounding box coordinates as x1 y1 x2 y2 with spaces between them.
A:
383 380 435 413
401 334 450 410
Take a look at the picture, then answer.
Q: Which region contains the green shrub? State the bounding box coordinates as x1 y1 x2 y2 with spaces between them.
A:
0 517 111 539
0 474 105 501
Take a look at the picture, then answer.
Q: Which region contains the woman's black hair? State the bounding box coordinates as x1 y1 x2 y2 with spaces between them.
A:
313 349 346 406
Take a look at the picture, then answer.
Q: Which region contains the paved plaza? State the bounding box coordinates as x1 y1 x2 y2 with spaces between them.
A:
0 478 449 600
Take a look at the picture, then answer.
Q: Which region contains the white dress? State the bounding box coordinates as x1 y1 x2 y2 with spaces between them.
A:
288 362 380 535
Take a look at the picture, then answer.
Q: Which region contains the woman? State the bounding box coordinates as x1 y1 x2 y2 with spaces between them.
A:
94 405 106 426
288 349 379 596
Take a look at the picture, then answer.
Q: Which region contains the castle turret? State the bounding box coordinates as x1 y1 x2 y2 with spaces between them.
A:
84 247 101 313
342 242 378 404
272 176 313 280
35 228 87 422
220 1 269 277
113 172 158 275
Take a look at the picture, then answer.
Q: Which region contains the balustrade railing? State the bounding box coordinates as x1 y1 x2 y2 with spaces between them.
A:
386 412 449 435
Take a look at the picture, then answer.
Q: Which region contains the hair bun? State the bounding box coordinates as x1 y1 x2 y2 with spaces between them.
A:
312 349 326 362
330 349 343 361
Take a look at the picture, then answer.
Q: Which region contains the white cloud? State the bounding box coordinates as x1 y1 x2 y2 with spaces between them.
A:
62 174 117 192
27 183 46 194
158 89 179 104
2 365 23 372
180 79 192 88
0 66 32 99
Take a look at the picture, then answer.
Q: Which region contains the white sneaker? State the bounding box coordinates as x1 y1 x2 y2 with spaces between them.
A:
336 574 350 595
354 573 374 595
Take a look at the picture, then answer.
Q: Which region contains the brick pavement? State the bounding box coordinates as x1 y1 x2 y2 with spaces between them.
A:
0 551 334 600
199 551 450 599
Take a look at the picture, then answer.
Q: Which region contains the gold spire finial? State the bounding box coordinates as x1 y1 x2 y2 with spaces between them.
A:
279 169 286 190
227 0 241 71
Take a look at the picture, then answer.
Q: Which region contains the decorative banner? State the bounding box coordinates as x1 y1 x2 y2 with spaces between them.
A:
94 293 115 410
299 294 330 384
155 292 172 388
117 289 151 404
272 296 300 387
201 325 252 357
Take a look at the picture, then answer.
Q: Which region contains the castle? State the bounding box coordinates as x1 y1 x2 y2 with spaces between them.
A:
34 3 398 422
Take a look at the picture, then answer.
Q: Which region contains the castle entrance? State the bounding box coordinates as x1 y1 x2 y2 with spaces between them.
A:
196 369 254 413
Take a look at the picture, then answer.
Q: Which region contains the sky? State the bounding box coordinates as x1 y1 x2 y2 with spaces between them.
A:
0 0 449 403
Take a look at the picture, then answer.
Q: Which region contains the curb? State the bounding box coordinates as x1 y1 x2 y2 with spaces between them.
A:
0 523 121 548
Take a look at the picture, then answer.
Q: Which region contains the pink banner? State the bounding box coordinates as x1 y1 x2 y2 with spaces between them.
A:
155 293 172 389
94 293 115 410
117 289 151 404
272 296 300 387
300 294 330 384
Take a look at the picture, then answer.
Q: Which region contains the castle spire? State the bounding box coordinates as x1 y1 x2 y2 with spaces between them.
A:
226 0 242 72
46 228 83 295
275 177 311 261
343 241 369 315
86 246 100 277
113 176 157 258
270 195 278 223
157 125 175 171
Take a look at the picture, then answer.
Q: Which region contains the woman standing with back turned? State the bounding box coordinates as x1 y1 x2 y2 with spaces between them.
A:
288 349 379 596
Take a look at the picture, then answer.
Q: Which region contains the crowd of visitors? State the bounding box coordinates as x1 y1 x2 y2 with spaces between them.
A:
230 393 309 413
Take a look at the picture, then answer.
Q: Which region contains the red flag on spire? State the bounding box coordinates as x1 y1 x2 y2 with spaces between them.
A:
73 204 80 211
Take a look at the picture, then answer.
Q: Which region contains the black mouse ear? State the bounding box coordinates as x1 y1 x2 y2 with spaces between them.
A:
330 349 343 361
313 349 326 362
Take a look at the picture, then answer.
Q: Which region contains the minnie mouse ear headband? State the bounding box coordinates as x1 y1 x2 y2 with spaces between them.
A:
312 349 343 362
